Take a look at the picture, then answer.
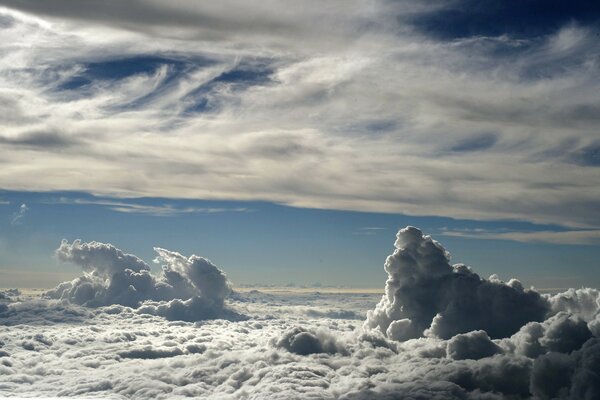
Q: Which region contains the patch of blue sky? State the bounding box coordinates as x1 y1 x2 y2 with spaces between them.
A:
571 143 600 167
182 60 274 114
55 54 212 93
405 0 600 40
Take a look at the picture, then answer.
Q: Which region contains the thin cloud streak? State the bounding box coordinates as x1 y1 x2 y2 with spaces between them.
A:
48 197 252 216
10 203 28 225
441 228 600 245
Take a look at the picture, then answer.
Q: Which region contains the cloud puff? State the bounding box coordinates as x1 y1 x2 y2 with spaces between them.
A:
153 247 231 305
365 226 549 341
530 338 600 399
46 239 238 320
446 330 502 360
137 296 245 322
0 289 20 302
506 312 593 358
273 326 348 356
56 239 150 276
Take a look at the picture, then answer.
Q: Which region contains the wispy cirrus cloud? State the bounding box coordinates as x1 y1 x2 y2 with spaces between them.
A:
440 227 600 245
48 197 251 216
10 203 28 225
0 1 598 230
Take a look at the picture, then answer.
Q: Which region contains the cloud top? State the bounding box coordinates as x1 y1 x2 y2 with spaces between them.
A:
365 226 549 340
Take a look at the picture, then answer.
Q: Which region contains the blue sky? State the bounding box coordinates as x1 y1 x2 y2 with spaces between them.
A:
0 1 599 289
1 190 599 289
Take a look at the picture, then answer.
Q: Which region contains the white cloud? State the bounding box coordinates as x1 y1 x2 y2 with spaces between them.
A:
47 239 237 318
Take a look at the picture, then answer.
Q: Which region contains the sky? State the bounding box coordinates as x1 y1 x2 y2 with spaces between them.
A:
2 3 600 399
0 0 599 289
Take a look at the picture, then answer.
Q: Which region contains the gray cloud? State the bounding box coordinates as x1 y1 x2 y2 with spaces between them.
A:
446 330 502 360
365 227 549 340
273 326 348 356
0 131 79 149
0 4 597 230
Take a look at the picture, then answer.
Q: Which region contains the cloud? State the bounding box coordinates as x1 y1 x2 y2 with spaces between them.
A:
446 330 502 360
0 3 597 231
273 326 348 356
46 239 239 320
3 226 600 398
50 197 251 216
1 269 600 399
365 226 549 340
153 247 232 304
441 227 600 245
504 312 593 358
55 239 150 276
10 203 28 225
0 130 80 149
530 338 600 399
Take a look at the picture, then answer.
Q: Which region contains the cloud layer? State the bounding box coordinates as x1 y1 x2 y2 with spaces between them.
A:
0 2 598 229
2 227 600 398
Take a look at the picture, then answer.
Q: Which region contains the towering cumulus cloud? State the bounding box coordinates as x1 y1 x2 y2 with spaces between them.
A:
365 226 549 340
45 239 237 320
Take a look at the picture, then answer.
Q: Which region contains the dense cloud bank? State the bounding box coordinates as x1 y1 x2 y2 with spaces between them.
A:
2 228 600 398
45 240 235 320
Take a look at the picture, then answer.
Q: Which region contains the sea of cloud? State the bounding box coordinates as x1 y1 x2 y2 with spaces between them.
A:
1 227 599 399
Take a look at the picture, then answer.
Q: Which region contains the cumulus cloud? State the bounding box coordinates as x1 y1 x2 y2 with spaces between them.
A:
153 247 231 304
446 330 502 360
365 226 549 340
55 239 150 276
45 239 238 320
530 338 600 400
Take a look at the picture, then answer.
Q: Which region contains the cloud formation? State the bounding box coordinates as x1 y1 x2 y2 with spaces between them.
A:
3 231 600 398
46 239 236 319
0 2 598 230
365 226 549 340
